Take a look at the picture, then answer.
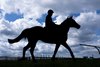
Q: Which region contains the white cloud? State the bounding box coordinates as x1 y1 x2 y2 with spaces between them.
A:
70 12 100 58
0 0 100 58
75 12 100 44
55 15 67 25
1 0 100 18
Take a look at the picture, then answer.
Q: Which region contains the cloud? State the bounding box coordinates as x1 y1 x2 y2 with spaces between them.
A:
1 0 100 17
0 11 41 57
0 0 100 58
75 12 100 44
37 0 100 15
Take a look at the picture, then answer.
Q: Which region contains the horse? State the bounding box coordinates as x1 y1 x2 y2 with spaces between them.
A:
8 16 80 61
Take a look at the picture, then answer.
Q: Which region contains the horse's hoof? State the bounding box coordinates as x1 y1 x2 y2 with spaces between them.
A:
51 57 55 61
72 58 76 61
32 59 37 63
18 58 26 61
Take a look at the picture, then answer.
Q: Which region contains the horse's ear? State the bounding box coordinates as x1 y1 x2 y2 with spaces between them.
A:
68 16 73 19
70 16 73 19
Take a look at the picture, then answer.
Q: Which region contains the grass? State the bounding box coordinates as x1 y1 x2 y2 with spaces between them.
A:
0 58 100 67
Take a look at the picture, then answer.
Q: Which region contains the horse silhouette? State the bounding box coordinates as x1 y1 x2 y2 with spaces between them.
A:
8 16 80 61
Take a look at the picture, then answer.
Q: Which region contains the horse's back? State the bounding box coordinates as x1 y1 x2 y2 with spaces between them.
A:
23 26 43 39
31 26 43 31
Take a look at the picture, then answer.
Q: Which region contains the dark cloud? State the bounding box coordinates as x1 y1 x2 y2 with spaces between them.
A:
0 29 17 36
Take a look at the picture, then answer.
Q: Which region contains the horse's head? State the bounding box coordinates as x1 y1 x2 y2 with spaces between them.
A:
61 16 80 29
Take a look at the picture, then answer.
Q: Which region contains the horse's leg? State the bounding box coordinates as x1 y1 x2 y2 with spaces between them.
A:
62 42 75 60
51 44 60 60
29 41 37 62
20 44 30 60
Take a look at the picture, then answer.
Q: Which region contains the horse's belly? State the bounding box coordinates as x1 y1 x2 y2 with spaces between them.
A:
39 30 67 44
41 39 58 44
40 36 67 44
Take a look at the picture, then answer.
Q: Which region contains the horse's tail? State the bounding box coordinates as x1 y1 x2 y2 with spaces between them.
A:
8 29 28 44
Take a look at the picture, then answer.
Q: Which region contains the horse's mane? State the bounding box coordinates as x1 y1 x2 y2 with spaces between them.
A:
60 18 68 26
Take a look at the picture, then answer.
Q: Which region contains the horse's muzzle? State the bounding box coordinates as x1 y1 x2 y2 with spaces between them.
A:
77 25 81 29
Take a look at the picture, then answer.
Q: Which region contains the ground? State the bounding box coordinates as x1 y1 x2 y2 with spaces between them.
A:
0 58 100 67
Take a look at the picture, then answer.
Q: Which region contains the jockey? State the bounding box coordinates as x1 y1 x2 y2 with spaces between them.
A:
45 9 55 29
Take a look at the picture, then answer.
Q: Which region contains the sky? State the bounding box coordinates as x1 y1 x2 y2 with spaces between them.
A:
0 0 100 58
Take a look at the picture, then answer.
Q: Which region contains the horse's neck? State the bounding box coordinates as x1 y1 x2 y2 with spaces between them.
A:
64 27 70 33
60 25 70 35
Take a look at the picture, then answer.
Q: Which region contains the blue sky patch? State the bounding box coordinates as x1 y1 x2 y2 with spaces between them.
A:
69 13 80 17
36 14 47 24
96 10 100 14
4 11 23 22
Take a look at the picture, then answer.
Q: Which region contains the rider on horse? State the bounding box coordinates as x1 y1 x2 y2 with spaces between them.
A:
45 9 55 30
